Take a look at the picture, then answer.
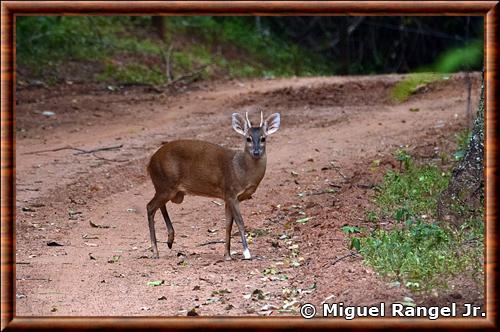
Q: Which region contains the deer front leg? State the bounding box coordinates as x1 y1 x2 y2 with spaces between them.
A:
228 199 251 260
224 203 234 261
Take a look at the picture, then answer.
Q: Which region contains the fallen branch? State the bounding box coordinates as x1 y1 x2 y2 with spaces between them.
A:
23 145 76 155
197 240 225 247
322 251 360 268
24 144 123 156
73 144 123 155
92 154 128 163
166 64 210 87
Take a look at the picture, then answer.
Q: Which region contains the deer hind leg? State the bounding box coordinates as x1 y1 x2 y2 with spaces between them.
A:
147 192 172 259
160 205 175 249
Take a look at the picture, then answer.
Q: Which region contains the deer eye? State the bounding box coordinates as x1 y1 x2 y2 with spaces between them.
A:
246 137 252 143
260 137 266 142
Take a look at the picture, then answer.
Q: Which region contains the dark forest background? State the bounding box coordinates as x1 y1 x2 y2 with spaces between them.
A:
16 16 483 86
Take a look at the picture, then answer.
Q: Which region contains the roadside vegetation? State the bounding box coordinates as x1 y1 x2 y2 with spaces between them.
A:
390 41 483 103
344 134 484 293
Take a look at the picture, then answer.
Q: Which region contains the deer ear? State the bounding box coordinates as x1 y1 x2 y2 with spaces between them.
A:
264 113 280 136
232 113 247 136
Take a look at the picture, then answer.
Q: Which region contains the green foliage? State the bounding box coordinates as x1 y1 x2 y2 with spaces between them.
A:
360 150 484 291
375 156 450 218
433 40 484 73
16 17 125 65
166 17 329 77
360 220 481 291
17 16 331 83
366 211 378 222
394 148 412 170
97 63 165 85
391 73 446 103
350 238 361 251
341 225 361 234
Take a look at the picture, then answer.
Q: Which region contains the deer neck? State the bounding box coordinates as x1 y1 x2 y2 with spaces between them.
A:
235 151 267 186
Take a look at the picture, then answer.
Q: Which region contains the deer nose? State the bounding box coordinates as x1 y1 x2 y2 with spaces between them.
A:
252 150 261 157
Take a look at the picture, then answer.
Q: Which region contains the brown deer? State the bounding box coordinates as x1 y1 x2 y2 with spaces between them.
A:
146 110 280 260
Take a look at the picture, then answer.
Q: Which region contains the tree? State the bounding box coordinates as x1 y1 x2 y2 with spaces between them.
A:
152 16 165 41
437 73 484 227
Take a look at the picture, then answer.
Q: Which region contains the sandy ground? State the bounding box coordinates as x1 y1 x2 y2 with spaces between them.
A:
15 73 482 316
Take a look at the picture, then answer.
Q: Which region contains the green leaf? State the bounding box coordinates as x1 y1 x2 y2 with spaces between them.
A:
147 280 165 287
342 226 360 234
296 217 311 224
350 238 361 251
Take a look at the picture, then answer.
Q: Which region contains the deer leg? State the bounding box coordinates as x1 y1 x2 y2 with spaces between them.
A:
160 205 175 249
229 199 251 260
147 195 162 259
224 202 234 261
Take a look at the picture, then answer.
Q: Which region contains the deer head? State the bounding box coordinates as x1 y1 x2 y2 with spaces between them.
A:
232 110 281 158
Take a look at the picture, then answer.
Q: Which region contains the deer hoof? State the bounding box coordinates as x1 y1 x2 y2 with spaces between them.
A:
152 252 159 259
242 248 252 260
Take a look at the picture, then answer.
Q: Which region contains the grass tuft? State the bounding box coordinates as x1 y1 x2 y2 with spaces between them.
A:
391 73 446 103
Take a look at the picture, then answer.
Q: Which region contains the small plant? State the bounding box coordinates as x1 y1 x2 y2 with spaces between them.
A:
342 225 362 251
394 148 411 171
341 225 361 234
454 130 472 161
350 237 361 251
366 211 378 222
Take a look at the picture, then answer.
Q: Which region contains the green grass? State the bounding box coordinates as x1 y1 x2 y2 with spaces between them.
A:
391 40 483 103
391 72 446 103
97 63 166 85
360 218 483 291
453 130 472 161
375 152 450 219
355 150 484 292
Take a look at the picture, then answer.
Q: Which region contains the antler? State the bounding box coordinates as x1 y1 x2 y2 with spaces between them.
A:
259 110 264 127
245 112 252 128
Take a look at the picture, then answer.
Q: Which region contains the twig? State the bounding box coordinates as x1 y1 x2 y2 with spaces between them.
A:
73 144 123 155
92 154 128 163
197 240 225 247
322 251 360 268
161 43 174 82
24 144 123 155
199 277 215 284
23 145 76 155
336 169 348 180
166 64 210 87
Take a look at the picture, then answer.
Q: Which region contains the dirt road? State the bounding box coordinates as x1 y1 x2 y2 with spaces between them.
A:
15 73 481 316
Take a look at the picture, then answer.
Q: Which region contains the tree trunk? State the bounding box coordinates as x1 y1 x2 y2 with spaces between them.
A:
437 74 484 227
152 16 165 41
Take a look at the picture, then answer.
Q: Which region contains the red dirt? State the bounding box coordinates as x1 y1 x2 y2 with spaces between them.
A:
15 73 482 316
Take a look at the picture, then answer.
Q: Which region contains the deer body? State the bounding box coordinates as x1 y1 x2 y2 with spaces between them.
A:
146 111 280 260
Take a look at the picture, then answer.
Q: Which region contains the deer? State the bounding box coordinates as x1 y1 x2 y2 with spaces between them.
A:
146 110 281 261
